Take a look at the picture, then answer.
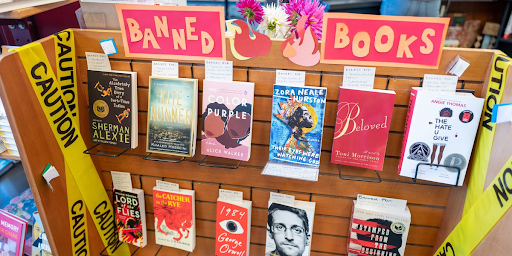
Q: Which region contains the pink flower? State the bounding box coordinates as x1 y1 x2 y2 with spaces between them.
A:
283 0 326 40
237 0 264 26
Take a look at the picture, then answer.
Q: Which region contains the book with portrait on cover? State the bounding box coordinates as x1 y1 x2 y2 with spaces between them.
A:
147 77 198 157
331 87 396 171
268 84 327 168
201 80 254 161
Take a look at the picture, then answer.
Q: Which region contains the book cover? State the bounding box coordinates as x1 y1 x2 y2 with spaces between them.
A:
269 85 327 167
331 88 396 170
265 200 315 256
348 195 411 256
32 212 52 256
147 77 198 157
398 88 484 186
88 70 138 149
114 189 147 247
153 187 195 252
215 199 252 256
201 80 255 161
0 209 27 256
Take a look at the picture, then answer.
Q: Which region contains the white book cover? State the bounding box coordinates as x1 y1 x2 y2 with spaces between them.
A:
348 195 411 256
399 87 484 186
153 187 196 252
265 199 315 256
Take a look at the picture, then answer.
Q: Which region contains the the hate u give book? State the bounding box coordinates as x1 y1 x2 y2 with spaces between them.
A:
153 187 196 252
331 87 396 170
202 80 255 161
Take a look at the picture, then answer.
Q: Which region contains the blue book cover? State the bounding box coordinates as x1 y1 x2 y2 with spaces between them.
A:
269 85 327 167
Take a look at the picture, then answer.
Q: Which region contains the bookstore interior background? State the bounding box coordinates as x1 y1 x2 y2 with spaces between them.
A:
0 0 511 255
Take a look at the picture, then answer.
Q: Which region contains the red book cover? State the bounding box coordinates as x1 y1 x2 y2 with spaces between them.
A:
215 199 251 256
331 88 396 170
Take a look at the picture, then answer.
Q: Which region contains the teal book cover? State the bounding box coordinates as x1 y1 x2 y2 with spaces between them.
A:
147 77 198 157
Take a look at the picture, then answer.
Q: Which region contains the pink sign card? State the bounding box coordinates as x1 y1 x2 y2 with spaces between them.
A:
116 5 226 60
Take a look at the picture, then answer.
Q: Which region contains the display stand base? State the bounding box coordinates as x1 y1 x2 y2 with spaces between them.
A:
143 153 185 163
198 155 241 169
338 165 382 183
83 143 128 157
413 162 462 187
261 161 319 181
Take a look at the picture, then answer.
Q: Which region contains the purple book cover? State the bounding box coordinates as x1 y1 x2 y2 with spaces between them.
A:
201 80 254 161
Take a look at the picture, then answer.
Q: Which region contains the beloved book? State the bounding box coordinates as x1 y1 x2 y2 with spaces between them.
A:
269 85 327 167
0 209 27 256
265 199 316 256
114 189 147 247
153 187 196 252
398 87 484 186
331 87 396 171
147 77 198 157
348 194 411 256
32 212 52 256
88 70 138 149
215 199 252 256
201 80 255 161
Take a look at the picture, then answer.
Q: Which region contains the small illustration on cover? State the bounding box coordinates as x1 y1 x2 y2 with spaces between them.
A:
269 85 327 167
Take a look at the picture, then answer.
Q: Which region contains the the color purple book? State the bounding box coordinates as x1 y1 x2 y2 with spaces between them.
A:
201 80 254 161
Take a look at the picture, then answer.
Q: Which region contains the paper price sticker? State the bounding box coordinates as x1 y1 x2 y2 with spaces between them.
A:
357 194 407 212
342 66 376 90
152 61 179 78
156 180 180 192
205 60 233 82
111 171 132 192
219 189 243 204
85 52 111 71
269 192 295 206
423 74 458 93
276 70 306 87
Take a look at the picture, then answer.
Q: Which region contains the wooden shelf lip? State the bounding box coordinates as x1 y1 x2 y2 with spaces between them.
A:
0 0 77 20
0 151 20 160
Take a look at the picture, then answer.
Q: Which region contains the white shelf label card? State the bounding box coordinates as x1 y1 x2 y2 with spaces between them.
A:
423 74 458 93
219 189 243 204
276 70 306 87
111 171 132 192
342 66 376 89
156 180 180 192
152 61 179 78
205 60 233 82
85 52 111 71
42 164 59 192
269 192 295 206
262 162 319 181
356 194 407 212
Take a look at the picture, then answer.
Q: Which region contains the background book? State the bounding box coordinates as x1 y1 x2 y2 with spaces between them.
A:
32 212 52 256
0 209 27 256
269 85 327 167
348 195 411 256
147 77 198 157
201 80 254 161
114 188 147 247
153 187 195 252
331 87 395 171
265 199 315 256
215 198 252 256
87 70 138 149
399 87 484 186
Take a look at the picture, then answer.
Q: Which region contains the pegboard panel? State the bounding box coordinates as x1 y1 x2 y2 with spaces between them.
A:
0 29 495 256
